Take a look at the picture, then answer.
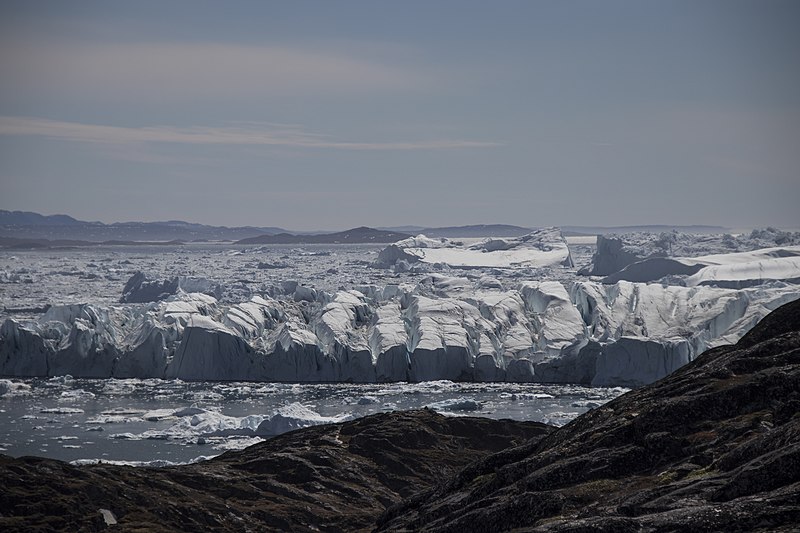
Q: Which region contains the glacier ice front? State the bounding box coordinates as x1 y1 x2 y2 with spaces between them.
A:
1 271 797 387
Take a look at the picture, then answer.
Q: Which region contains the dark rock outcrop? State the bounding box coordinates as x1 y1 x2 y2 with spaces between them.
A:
0 410 550 532
378 298 800 532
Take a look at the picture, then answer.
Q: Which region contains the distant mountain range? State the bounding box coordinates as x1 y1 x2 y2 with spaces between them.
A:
393 224 533 238
236 227 411 245
561 224 730 236
0 210 734 247
0 210 288 243
379 224 732 238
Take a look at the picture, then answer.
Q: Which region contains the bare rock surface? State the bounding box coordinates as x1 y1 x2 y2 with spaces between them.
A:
0 410 550 532
378 298 800 532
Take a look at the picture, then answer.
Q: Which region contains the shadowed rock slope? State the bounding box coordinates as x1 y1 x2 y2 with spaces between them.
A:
0 411 550 532
378 298 800 532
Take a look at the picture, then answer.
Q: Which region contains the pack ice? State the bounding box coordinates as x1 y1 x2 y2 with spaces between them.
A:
1 272 796 387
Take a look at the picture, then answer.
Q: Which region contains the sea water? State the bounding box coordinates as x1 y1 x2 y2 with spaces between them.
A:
0 377 626 465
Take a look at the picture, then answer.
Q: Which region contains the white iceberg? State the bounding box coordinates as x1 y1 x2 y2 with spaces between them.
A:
602 245 800 287
376 227 574 269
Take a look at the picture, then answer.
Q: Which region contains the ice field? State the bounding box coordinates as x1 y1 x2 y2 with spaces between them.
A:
1 228 798 463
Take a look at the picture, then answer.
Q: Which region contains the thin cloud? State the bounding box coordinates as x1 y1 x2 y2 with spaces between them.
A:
0 42 436 100
0 116 501 151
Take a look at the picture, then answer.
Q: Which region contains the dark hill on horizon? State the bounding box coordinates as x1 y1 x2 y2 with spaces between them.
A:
414 224 532 238
1 299 799 532
0 210 741 242
0 210 288 242
562 224 730 236
236 226 412 245
0 236 186 250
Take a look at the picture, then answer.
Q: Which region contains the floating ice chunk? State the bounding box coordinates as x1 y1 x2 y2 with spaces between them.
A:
59 389 96 401
40 407 84 414
571 400 603 408
142 408 180 421
0 379 31 397
101 408 146 416
121 403 350 444
70 455 216 467
427 399 483 412
255 403 351 436
172 406 207 417
171 411 266 438
541 411 580 426
48 375 75 385
109 432 138 440
213 436 265 451
357 396 379 405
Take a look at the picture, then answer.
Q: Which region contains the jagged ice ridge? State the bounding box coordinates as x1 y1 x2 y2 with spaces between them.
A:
1 275 796 387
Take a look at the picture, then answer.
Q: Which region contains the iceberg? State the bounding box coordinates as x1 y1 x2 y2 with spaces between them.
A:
120 271 223 303
684 248 800 288
376 227 574 269
580 228 800 277
579 227 800 289
601 246 800 287
109 403 350 446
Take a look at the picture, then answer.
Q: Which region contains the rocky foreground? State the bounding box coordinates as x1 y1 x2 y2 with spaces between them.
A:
0 412 550 532
1 299 799 532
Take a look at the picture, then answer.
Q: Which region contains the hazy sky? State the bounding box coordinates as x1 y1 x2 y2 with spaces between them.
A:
1 1 798 230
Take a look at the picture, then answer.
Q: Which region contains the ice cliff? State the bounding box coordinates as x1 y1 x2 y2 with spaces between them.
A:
2 274 796 387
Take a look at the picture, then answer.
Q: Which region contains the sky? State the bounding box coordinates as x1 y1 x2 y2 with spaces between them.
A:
0 1 798 231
